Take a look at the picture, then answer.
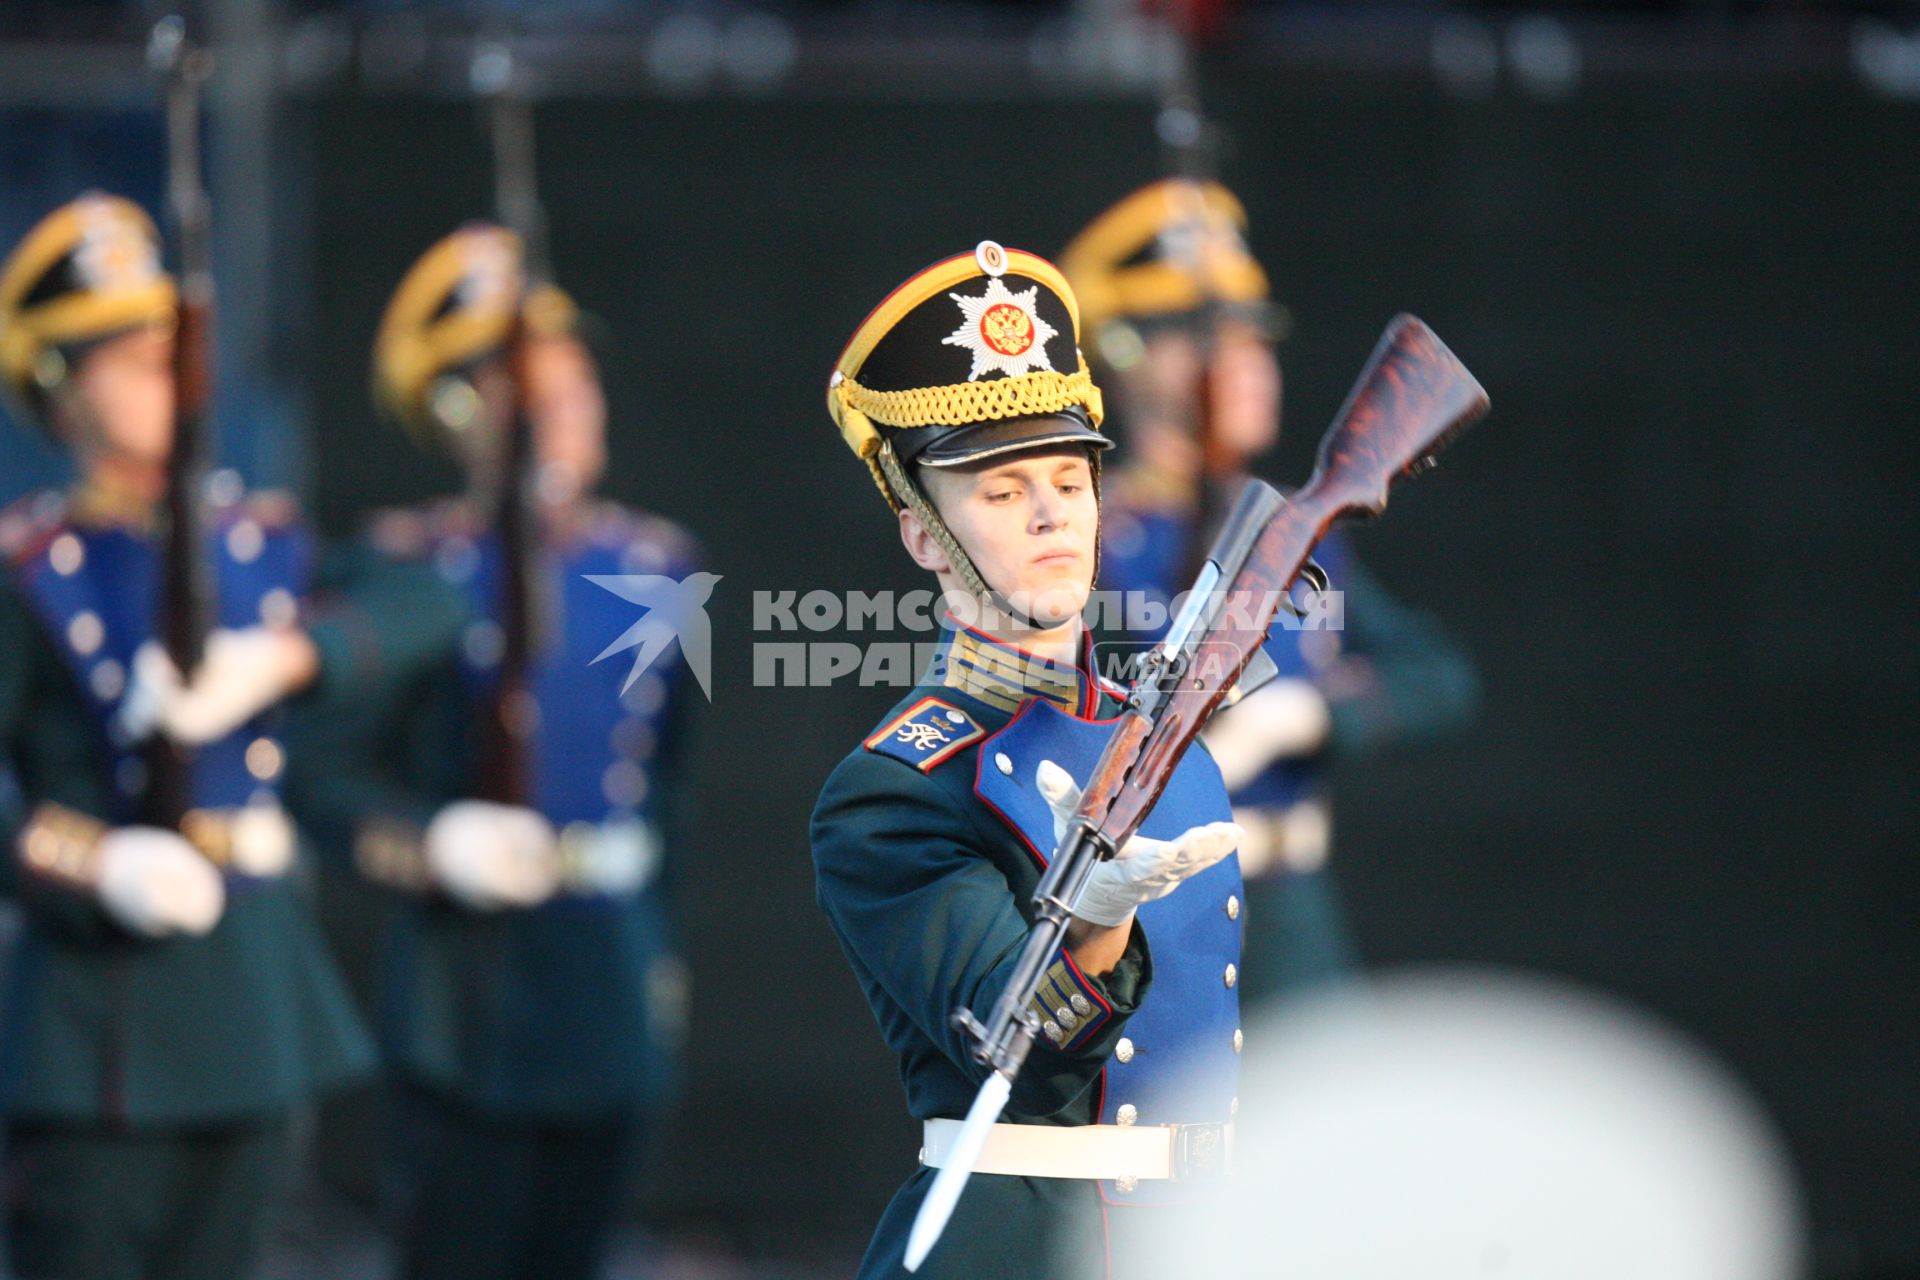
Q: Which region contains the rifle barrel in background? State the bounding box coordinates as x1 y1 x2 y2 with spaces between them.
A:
142 15 215 829
471 39 549 807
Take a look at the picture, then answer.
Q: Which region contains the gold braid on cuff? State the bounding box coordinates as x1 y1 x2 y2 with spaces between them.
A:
17 801 108 890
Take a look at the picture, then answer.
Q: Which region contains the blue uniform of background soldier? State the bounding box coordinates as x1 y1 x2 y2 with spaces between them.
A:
813 242 1247 1280
0 194 461 1280
1063 182 1480 1008
286 225 700 1280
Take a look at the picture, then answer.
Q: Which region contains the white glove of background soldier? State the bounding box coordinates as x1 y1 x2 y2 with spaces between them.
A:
424 801 560 910
119 627 317 747
1197 677 1332 792
1036 760 1242 928
96 827 226 937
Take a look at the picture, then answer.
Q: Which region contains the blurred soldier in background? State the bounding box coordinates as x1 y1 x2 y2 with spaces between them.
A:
1063 181 1480 1006
287 224 699 1280
0 192 458 1280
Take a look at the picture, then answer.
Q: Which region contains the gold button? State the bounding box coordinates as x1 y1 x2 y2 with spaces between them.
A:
49 533 84 576
258 588 298 627
1226 894 1240 921
1115 1104 1137 1127
1043 1021 1064 1043
89 659 125 701
1115 1175 1138 1193
1233 1028 1244 1054
245 738 285 781
995 752 1013 776
226 519 265 564
1224 963 1238 989
66 611 104 656
1115 1037 1134 1064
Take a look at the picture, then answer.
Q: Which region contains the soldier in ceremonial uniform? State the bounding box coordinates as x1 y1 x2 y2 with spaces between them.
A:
812 242 1247 1280
286 224 699 1280
0 194 459 1279
1062 180 1479 1004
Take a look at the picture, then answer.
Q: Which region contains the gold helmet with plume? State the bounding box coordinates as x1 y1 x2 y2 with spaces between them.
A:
0 193 178 430
1060 178 1282 370
828 241 1112 614
372 222 578 445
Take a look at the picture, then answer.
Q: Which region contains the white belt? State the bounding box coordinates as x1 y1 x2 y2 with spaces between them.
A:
921 1119 1233 1183
1232 798 1331 876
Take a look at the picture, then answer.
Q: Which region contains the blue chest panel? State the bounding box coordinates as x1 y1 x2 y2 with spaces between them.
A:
430 526 687 834
972 698 1243 1206
1102 504 1351 810
7 508 310 834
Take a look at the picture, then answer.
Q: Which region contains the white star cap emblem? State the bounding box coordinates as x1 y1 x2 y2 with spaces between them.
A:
74 200 161 293
942 277 1059 382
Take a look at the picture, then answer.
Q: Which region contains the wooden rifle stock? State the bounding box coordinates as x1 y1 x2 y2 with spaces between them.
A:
142 18 215 829
1096 315 1487 839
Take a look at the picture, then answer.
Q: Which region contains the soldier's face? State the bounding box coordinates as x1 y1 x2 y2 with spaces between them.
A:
1208 319 1281 458
909 445 1098 629
1128 322 1280 467
58 327 175 467
526 334 606 502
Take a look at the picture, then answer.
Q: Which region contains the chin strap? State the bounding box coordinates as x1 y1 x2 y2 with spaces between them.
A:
876 439 1046 631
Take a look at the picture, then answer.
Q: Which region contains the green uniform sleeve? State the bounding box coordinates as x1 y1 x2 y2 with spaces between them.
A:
1324 552 1481 759
812 749 1151 1119
282 543 467 876
299 541 468 714
0 578 114 940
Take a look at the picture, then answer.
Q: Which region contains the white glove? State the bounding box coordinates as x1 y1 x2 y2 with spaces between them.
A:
424 801 560 910
1037 760 1243 928
95 827 226 937
120 628 315 747
1198 678 1332 792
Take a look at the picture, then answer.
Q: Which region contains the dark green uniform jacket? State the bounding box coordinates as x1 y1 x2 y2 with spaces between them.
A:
0 489 462 1125
285 498 698 1120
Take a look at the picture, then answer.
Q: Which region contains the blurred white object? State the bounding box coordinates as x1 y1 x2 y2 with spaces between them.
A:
425 801 560 910
1138 967 1805 1280
97 827 226 937
1229 798 1331 878
122 628 310 746
226 802 296 878
1199 678 1332 792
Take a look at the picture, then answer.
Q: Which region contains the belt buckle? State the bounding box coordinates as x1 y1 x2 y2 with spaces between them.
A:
1170 1121 1232 1183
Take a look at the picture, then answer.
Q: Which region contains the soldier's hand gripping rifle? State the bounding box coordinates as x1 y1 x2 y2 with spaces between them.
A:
904 315 1489 1271
140 16 216 829
471 41 549 807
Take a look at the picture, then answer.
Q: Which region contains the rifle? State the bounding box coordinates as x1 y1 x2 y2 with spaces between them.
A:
470 41 548 807
140 16 215 830
905 314 1488 1270
1151 56 1241 589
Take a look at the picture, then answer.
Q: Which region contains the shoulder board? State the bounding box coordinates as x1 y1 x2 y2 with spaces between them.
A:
0 491 68 566
863 696 986 773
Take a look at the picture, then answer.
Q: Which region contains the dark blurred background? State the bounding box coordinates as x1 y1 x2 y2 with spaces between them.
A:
2 1 1917 1277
